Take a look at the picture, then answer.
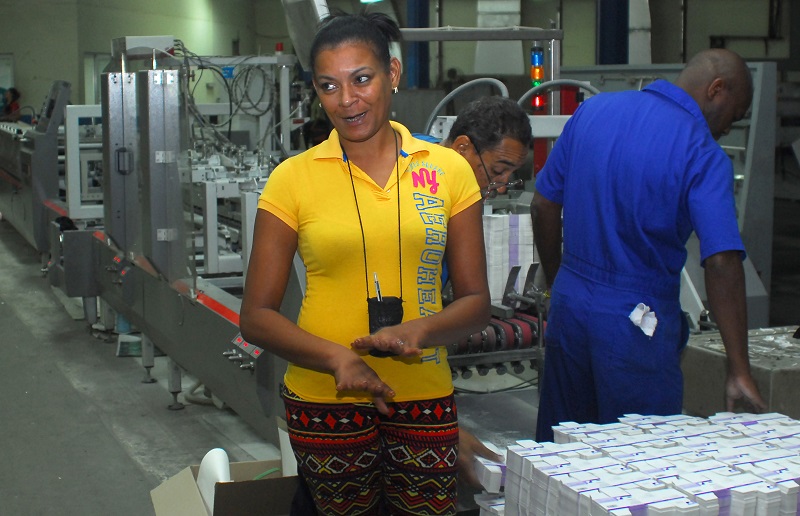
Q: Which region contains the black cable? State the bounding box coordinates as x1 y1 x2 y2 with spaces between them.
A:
190 67 205 97
453 377 538 394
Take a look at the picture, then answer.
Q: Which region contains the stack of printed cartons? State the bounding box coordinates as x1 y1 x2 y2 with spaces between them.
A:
477 412 800 516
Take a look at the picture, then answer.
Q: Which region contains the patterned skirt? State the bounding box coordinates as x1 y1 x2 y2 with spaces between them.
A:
282 386 460 515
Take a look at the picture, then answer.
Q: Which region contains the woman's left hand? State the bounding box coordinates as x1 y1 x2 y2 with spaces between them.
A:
351 328 423 358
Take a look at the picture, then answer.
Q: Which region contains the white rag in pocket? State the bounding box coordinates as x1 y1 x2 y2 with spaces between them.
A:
629 303 658 337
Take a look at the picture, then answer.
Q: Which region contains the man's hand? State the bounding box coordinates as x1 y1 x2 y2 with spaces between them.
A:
704 251 768 415
726 372 767 413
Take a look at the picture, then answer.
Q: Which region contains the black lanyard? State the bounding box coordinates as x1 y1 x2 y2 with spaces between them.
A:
344 130 403 301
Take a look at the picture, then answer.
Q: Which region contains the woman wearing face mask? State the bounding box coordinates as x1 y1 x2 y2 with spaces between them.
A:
240 9 490 516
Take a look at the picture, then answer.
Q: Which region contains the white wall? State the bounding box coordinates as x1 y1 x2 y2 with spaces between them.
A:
0 0 257 106
0 1 79 112
76 0 257 104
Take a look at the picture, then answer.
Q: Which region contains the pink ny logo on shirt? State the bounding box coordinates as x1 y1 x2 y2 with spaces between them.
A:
412 168 439 195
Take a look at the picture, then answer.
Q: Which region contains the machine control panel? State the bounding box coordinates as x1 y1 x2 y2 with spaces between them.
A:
231 332 263 359
224 333 263 372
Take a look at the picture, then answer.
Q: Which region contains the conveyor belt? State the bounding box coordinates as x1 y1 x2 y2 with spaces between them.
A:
447 310 544 378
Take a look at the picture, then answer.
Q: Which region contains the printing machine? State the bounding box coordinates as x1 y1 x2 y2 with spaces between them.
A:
63 37 303 446
17 33 330 447
0 81 71 255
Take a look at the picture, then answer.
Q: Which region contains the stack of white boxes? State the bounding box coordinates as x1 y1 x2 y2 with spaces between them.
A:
472 412 800 516
475 443 507 495
482 213 535 305
483 214 510 304
507 214 535 295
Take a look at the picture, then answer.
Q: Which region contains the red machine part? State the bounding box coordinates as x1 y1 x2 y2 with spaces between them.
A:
490 318 517 351
532 86 582 177
506 317 534 349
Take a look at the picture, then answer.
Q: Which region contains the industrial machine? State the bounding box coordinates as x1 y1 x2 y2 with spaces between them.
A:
52 36 304 446
44 104 104 312
446 261 547 384
0 81 71 254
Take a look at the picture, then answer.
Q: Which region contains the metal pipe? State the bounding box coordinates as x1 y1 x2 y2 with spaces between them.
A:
517 79 601 108
423 77 510 135
401 27 563 42
437 0 443 86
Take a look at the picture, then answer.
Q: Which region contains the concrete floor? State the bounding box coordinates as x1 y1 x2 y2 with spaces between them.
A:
0 198 797 515
0 221 279 515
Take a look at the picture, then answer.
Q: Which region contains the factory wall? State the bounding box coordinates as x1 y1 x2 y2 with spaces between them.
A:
0 0 258 107
686 0 790 62
0 0 794 115
650 0 792 65
75 0 257 104
0 1 79 113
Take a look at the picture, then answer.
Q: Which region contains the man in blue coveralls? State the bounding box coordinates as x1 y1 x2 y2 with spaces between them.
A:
531 48 767 443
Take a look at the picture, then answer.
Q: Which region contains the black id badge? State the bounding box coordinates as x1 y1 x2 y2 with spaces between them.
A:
367 296 403 357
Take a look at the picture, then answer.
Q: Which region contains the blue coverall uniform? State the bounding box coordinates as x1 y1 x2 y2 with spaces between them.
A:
534 80 745 442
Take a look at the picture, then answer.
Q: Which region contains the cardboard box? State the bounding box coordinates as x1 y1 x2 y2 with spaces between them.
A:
151 459 298 516
152 458 481 515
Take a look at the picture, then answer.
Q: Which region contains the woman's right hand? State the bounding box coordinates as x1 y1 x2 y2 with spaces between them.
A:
332 350 396 415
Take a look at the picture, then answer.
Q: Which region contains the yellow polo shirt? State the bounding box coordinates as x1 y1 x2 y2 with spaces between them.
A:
259 121 481 403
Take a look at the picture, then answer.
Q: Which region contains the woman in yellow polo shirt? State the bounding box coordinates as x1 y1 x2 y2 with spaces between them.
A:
241 10 490 515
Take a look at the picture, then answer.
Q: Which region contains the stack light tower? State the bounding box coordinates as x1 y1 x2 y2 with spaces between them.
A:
531 43 548 175
530 45 546 111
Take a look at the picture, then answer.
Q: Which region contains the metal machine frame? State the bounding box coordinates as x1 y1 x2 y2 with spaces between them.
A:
81 40 304 446
64 104 104 221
